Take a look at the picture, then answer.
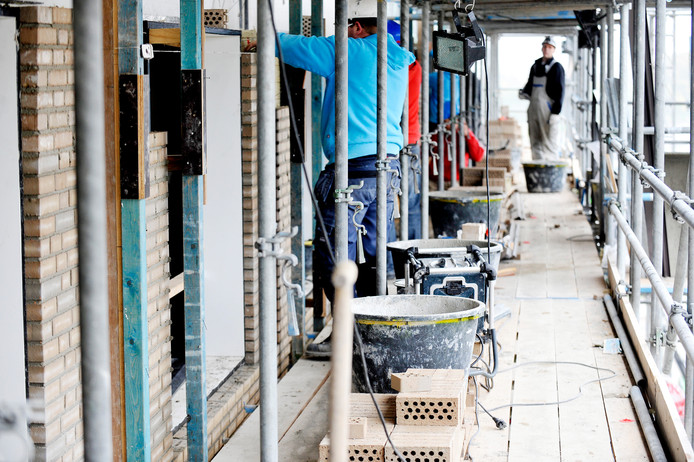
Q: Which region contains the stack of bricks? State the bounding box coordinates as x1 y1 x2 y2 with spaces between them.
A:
488 118 523 150
203 9 228 28
319 370 469 462
240 52 260 366
18 7 84 461
275 107 292 378
461 166 507 190
146 132 174 461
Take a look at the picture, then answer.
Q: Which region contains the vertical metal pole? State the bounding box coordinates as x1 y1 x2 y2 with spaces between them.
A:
618 4 630 278
651 0 667 362
608 5 615 80
437 11 445 191
74 1 113 459
630 0 645 315
687 0 694 441
420 2 430 238
258 0 278 458
328 261 358 462
377 0 388 294
289 0 306 360
311 0 324 333
311 0 324 191
400 0 410 239
449 50 458 187
600 17 608 248
459 59 466 172
335 0 349 262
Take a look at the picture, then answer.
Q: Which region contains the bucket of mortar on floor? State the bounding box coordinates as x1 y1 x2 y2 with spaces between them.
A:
428 190 504 238
351 295 485 393
522 159 569 193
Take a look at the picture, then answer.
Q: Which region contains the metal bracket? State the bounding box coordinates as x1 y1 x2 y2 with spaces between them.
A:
669 190 691 224
334 181 364 204
650 329 665 348
255 226 299 258
669 302 693 328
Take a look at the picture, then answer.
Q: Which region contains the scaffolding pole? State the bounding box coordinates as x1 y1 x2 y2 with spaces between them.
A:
335 0 349 263
437 11 445 192
258 0 278 458
617 3 630 277
599 16 608 247
400 0 410 239
73 1 113 459
377 0 388 294
449 30 458 188
687 0 694 442
651 0 667 364
420 2 430 238
630 0 646 315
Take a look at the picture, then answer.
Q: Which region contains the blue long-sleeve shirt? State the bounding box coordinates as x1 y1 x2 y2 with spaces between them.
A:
276 32 415 163
429 71 461 124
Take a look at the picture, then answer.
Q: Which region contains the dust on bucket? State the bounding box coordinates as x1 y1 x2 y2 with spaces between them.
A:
428 190 504 238
522 159 569 193
351 295 485 393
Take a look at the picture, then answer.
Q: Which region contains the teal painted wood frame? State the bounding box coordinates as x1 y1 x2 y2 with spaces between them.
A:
118 0 143 75
121 199 151 461
180 2 207 460
289 0 306 357
119 0 150 459
182 175 207 462
180 0 203 70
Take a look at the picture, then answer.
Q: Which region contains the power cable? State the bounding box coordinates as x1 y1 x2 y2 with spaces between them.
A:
466 360 617 459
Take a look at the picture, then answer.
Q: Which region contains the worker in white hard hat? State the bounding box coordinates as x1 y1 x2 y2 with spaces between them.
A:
271 0 414 357
519 36 565 160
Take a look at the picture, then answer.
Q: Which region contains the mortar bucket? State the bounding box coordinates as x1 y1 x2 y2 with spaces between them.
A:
522 160 569 193
429 190 504 238
351 295 485 393
387 239 503 279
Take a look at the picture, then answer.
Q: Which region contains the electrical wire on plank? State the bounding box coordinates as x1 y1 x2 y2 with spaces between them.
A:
466 360 617 460
485 361 617 412
266 2 404 459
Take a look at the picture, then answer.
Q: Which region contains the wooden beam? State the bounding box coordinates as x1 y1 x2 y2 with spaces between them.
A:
180 1 207 460
103 0 126 457
182 175 207 461
121 200 151 461
168 272 184 298
118 1 151 460
148 27 181 47
181 69 206 175
607 256 694 461
119 74 149 199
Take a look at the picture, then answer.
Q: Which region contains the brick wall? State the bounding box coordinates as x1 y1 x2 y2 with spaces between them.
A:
276 107 291 378
146 132 173 461
18 7 82 461
240 52 260 366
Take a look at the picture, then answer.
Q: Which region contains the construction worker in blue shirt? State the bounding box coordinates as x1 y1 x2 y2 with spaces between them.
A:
275 0 414 356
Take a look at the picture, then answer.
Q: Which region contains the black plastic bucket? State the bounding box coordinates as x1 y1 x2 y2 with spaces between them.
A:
522 160 569 193
387 239 503 280
428 190 504 238
351 295 485 393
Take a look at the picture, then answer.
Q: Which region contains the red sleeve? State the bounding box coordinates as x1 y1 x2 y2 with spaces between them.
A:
466 129 485 163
